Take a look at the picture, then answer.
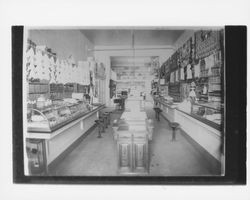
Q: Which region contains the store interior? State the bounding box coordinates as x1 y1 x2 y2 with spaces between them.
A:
24 28 224 176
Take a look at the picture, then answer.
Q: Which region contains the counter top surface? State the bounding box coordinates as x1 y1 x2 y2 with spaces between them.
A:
26 104 105 139
120 111 147 121
175 108 221 132
115 111 148 132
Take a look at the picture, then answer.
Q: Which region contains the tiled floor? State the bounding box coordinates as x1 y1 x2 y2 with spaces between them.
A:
51 102 213 176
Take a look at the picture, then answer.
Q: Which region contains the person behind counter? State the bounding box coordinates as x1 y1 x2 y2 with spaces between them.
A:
178 82 197 114
140 91 146 100
189 81 197 104
178 97 192 113
84 93 90 104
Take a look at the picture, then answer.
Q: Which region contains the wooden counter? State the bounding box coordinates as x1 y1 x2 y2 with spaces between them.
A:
113 110 153 175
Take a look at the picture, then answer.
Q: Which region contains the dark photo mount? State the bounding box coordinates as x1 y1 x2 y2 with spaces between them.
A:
12 26 246 184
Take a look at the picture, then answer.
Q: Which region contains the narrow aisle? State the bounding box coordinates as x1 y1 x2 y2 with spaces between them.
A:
145 101 212 176
51 103 212 176
51 111 121 176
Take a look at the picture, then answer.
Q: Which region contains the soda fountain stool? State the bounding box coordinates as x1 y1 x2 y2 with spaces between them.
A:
153 107 162 121
170 122 179 141
98 116 106 133
108 111 113 125
95 120 103 138
102 113 109 128
104 111 112 125
108 111 113 124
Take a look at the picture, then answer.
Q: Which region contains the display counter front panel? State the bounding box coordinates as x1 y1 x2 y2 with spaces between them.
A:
47 110 98 164
175 109 222 163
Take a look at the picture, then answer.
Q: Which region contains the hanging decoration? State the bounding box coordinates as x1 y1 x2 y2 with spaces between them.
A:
194 30 221 59
179 37 192 68
25 39 95 86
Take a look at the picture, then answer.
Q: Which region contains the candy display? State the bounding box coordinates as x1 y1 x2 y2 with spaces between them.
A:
27 99 91 132
25 39 106 133
192 103 222 125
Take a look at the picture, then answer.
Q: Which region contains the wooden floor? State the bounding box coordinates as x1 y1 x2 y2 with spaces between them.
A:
50 101 217 176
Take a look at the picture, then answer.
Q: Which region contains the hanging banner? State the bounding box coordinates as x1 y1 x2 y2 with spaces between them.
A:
195 30 221 59
179 37 192 68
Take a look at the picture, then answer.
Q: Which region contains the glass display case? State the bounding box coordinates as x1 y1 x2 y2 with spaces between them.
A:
191 102 223 129
27 100 91 133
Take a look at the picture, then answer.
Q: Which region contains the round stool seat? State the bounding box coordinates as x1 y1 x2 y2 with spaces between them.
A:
103 113 109 119
103 114 109 119
99 117 105 122
98 116 105 132
170 122 179 129
153 108 162 114
102 113 109 128
105 111 112 116
105 112 112 125
95 120 103 138
170 122 179 141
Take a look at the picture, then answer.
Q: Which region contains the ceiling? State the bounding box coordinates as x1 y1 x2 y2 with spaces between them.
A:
111 56 154 67
80 29 184 46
